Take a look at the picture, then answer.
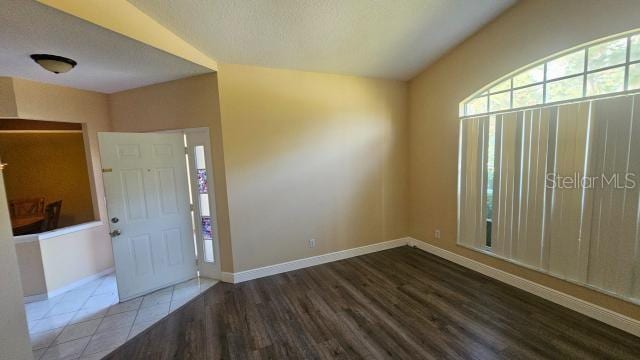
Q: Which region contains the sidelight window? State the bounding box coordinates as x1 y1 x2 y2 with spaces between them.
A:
194 145 214 263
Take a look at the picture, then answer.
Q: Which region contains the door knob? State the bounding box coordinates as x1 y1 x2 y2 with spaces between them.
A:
109 229 121 237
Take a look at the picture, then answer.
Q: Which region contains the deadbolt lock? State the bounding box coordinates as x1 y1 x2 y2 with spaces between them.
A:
111 217 119 224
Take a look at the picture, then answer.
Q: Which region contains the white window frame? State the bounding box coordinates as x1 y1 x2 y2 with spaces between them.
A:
460 29 640 118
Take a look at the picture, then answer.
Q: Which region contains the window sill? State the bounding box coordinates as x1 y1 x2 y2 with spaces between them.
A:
14 221 104 244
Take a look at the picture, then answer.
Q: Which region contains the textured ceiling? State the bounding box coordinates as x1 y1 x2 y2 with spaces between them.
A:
129 0 515 80
0 0 211 93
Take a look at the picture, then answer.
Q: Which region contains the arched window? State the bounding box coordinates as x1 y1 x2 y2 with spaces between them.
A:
458 29 640 305
459 30 640 117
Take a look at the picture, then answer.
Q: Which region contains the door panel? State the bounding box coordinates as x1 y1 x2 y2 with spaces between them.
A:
121 169 147 221
157 168 179 214
131 234 153 276
164 228 184 266
99 132 196 301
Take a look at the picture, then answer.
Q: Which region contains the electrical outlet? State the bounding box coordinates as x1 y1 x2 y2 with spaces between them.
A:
309 238 316 248
434 229 441 239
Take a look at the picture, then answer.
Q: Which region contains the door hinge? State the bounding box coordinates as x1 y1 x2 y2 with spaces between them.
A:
185 147 188 155
195 258 199 266
190 204 195 212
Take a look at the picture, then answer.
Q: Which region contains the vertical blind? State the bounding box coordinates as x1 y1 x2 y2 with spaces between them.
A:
458 93 640 303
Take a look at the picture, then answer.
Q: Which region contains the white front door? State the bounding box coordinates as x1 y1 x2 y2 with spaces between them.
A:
98 132 196 301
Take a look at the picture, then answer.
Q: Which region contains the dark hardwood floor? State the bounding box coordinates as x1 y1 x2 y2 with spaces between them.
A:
105 246 640 359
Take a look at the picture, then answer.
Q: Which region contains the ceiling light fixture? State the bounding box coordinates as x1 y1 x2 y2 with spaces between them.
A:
30 54 77 74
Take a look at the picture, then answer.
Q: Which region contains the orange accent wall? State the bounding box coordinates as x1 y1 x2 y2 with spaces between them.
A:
0 132 95 228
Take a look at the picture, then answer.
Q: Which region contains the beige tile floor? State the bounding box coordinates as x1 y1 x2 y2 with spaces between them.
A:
26 274 217 360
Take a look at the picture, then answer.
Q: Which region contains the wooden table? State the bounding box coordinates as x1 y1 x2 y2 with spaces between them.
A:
11 216 45 235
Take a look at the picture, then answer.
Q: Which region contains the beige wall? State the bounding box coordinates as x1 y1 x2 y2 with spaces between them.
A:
8 78 114 293
39 226 114 291
409 0 640 320
0 77 18 118
109 73 220 130
109 73 233 272
15 241 47 297
0 171 33 360
0 133 95 227
217 64 408 272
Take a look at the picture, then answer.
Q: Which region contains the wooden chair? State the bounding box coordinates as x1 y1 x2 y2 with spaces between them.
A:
9 198 46 218
43 200 62 231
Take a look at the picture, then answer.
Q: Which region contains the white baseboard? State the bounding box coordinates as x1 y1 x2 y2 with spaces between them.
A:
220 272 234 283
47 267 115 298
23 293 48 304
224 237 410 284
407 238 640 338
